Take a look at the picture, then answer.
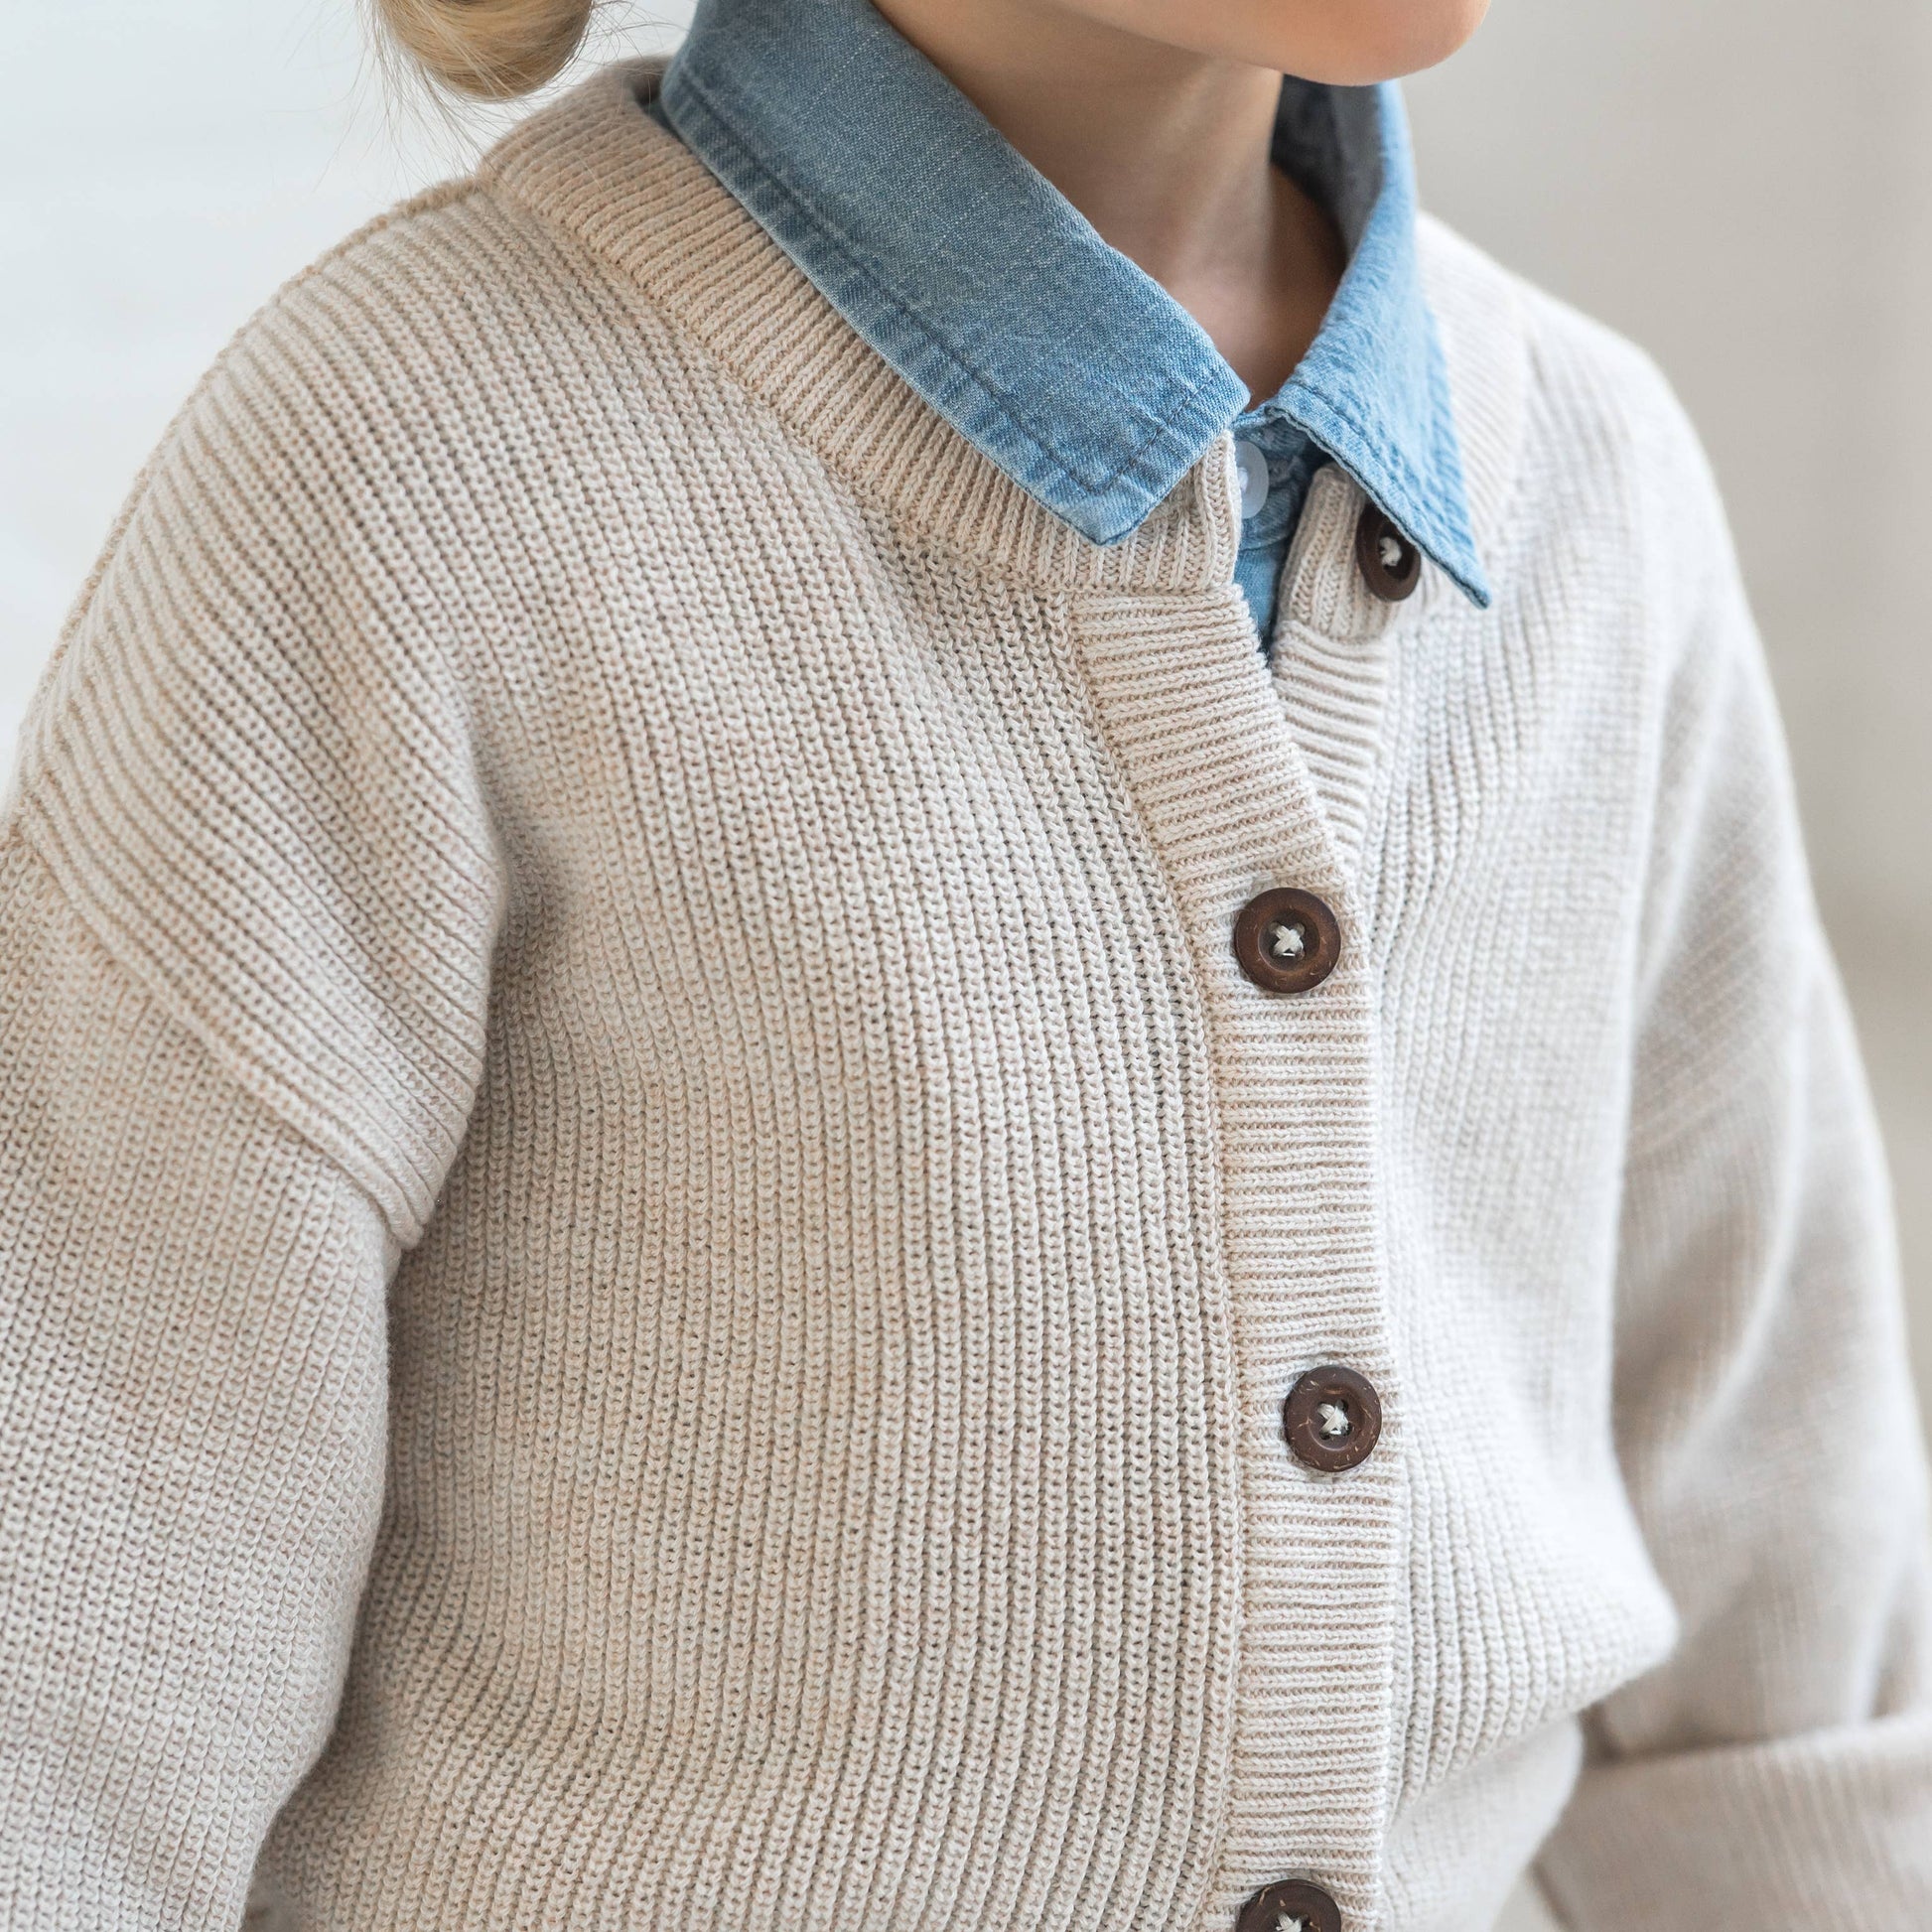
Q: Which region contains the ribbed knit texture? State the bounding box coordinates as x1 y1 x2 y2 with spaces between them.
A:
3 58 1929 1932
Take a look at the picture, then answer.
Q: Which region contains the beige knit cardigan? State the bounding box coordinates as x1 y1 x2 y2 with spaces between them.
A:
3 57 1929 1932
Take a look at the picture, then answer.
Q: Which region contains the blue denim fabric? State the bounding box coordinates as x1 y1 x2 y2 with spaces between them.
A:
652 0 1491 639
1231 418 1327 642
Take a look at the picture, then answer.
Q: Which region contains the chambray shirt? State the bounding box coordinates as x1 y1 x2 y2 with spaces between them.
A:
651 0 1490 645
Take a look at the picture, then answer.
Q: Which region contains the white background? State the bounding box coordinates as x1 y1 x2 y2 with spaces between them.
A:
6 4 1930 1924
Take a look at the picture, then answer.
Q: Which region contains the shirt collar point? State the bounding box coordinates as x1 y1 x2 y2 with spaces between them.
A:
1401 507 1492 609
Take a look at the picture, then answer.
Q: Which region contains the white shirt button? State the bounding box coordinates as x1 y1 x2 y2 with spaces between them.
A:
1235 439 1269 519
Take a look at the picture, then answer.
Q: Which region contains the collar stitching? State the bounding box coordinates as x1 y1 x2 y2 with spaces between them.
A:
666 64 1237 505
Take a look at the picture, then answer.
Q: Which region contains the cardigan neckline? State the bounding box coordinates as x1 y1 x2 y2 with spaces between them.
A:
481 59 1528 616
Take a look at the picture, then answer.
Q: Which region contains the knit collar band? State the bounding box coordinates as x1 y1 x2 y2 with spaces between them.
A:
652 0 1490 608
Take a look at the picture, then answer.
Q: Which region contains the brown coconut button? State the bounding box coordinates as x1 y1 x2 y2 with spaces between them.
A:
1233 888 1340 996
1282 1365 1382 1473
1236 1878 1343 1932
1354 504 1421 601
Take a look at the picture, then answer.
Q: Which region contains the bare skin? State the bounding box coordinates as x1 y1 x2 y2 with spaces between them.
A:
871 0 1490 404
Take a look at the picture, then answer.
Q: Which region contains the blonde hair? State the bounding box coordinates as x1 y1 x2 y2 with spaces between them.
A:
371 0 596 99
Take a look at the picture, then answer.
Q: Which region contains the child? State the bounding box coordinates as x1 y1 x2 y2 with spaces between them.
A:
3 0 1928 1925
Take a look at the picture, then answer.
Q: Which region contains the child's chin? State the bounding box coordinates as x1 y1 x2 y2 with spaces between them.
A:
1290 0 1493 81
1167 0 1494 84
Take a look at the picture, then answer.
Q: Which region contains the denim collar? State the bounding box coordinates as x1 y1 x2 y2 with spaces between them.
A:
655 0 1490 607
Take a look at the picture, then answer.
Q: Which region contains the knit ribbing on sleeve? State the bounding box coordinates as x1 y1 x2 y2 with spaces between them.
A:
1533 346 1932 1928
0 819 394 1929
9 232 505 1249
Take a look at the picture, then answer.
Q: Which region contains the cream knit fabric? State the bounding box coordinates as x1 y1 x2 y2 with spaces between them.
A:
3 58 1930 1932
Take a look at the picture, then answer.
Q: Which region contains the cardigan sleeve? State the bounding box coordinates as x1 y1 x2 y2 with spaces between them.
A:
0 262 505 1924
4 240 507 1255
1531 383 1932 1926
0 820 394 1929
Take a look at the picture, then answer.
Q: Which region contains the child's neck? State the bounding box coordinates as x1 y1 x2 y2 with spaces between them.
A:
870 0 1344 404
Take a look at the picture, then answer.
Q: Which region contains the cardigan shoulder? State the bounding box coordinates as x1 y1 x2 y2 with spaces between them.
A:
2 180 568 1249
5 118 879 1261
1419 208 1742 679
1417 207 1793 1059
7 126 841 1248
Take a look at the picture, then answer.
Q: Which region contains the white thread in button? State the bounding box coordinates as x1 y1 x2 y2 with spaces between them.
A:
1235 440 1269 519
